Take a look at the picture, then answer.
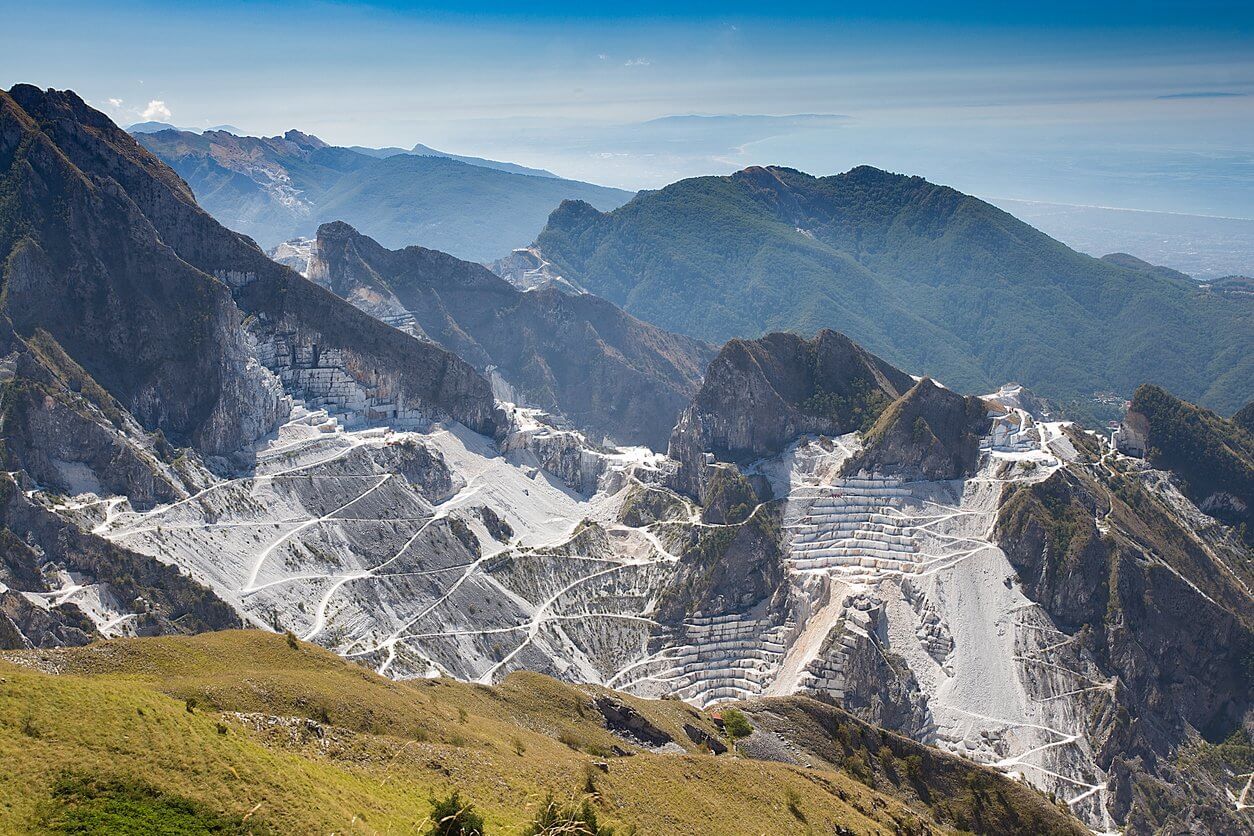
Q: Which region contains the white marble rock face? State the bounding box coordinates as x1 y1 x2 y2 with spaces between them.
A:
50 395 1173 832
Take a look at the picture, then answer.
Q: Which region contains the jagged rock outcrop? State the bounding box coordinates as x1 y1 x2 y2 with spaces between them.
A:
668 329 913 499
501 418 612 495
1119 384 1253 538
997 462 1253 833
0 473 242 649
655 502 788 626
0 86 285 457
307 221 713 449
0 85 506 651
844 378 990 481
0 324 206 508
0 588 97 650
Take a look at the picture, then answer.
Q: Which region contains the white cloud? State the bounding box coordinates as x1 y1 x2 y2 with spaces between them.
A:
598 53 607 60
624 58 650 67
107 97 124 108
141 99 171 121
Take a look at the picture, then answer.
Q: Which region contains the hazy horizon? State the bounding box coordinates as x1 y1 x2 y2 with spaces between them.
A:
6 1 1253 217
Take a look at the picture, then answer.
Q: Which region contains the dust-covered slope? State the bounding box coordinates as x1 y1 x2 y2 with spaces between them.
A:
0 85 504 649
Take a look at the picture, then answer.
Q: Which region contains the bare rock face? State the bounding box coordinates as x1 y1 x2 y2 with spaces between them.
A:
0 472 242 649
1 87 286 457
0 85 501 654
0 590 97 650
308 221 714 449
655 502 788 626
5 85 501 444
668 329 913 499
843 378 990 481
997 465 1253 833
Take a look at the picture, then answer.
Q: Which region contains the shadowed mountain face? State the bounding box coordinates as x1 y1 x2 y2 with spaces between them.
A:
0 84 501 647
4 85 502 447
534 165 1253 416
309 221 715 449
134 128 633 261
0 86 283 457
667 329 914 498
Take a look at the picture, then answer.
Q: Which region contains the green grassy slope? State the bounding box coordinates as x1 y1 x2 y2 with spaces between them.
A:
1126 383 1254 538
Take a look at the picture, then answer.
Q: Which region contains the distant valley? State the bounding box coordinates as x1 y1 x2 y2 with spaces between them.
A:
993 198 1254 281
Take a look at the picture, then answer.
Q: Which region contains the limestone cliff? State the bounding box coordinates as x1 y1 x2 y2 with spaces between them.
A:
6 85 502 442
843 378 990 481
996 455 1253 833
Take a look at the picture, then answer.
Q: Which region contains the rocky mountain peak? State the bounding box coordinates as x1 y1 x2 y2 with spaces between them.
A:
281 128 329 149
844 377 990 481
307 221 713 449
668 328 913 498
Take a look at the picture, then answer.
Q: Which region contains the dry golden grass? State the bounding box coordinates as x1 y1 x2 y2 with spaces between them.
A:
1 630 936 834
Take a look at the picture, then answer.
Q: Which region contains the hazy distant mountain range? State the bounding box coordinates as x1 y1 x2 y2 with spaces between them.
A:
133 127 633 260
128 120 243 134
346 141 560 179
993 198 1254 280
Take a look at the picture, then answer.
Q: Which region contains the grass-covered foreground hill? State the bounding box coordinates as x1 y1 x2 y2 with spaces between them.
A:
533 165 1252 416
0 631 1085 835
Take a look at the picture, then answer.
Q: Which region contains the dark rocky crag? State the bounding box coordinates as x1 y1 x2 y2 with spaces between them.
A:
843 378 990 481
0 87 284 458
308 221 714 449
668 329 914 499
0 85 505 649
4 86 501 445
0 472 243 650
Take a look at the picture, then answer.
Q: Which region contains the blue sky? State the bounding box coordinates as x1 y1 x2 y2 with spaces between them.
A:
5 1 1253 215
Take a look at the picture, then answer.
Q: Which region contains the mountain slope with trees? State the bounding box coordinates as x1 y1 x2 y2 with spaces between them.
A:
534 165 1252 415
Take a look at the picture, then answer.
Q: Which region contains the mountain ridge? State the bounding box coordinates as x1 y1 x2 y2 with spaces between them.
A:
309 220 715 449
1 85 1249 835
533 164 1252 416
134 125 634 260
